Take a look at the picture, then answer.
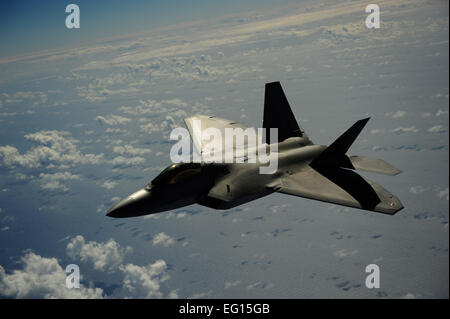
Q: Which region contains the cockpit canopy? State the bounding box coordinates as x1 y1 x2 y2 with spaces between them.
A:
148 162 202 188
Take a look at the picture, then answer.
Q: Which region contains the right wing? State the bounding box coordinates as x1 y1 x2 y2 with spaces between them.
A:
272 166 403 215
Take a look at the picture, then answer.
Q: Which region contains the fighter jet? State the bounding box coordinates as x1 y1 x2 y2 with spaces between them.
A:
107 82 403 218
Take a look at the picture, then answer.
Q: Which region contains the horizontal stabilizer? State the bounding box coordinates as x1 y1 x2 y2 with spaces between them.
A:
349 156 402 175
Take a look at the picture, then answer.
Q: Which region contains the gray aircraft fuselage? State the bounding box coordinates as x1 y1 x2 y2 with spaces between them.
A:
107 82 403 218
106 138 402 218
107 137 319 218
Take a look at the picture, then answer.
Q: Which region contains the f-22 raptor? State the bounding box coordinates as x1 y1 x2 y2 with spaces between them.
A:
107 82 403 218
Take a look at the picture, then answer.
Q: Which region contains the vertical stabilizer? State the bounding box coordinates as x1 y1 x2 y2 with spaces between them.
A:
263 82 302 143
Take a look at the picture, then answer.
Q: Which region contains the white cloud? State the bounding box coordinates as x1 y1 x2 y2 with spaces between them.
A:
15 173 27 181
0 252 104 298
152 232 175 247
39 172 81 191
140 122 161 134
139 115 186 135
333 249 358 258
386 110 406 119
392 126 419 134
102 180 118 190
409 185 427 195
225 280 241 289
120 100 165 116
76 72 141 102
1 235 176 298
120 99 187 118
105 128 126 133
176 212 187 219
0 131 104 168
270 204 290 213
113 145 151 156
2 91 48 105
96 115 131 125
370 129 385 134
436 109 449 117
427 125 446 133
109 155 145 167
117 260 170 298
167 289 179 299
246 281 273 290
189 290 213 299
66 235 132 271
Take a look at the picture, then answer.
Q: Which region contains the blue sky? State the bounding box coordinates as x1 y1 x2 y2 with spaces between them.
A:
0 0 296 57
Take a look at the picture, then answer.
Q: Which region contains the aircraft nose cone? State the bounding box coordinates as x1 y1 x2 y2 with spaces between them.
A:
106 199 130 218
107 188 151 218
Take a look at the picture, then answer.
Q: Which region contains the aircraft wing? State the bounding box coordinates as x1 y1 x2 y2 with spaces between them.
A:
184 115 256 160
271 166 403 215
